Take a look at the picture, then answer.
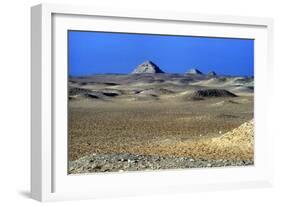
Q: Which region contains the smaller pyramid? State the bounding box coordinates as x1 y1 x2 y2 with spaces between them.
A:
186 68 203 75
207 71 217 76
131 61 164 74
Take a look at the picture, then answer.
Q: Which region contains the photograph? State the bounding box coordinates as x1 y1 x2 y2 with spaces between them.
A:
67 31 254 174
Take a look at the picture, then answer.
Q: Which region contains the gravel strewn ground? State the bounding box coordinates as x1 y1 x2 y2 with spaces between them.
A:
68 74 254 174
69 153 254 174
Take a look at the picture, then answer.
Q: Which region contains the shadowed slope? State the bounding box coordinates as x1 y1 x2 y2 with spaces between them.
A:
190 89 237 99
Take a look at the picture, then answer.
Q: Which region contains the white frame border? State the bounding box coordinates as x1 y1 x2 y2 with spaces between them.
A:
31 3 274 202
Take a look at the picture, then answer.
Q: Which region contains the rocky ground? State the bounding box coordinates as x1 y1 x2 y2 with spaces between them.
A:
68 72 254 174
69 153 253 174
69 120 254 174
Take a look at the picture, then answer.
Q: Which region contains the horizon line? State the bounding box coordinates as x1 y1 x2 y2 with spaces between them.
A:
69 72 254 77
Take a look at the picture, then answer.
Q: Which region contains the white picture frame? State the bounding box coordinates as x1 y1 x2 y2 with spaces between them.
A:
31 3 274 202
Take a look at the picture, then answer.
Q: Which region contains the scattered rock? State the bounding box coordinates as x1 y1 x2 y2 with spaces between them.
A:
68 153 253 174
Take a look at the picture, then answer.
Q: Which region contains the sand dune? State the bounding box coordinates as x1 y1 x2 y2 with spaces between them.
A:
69 74 253 102
190 76 253 91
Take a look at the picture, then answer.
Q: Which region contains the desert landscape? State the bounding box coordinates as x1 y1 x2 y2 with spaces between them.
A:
68 61 254 174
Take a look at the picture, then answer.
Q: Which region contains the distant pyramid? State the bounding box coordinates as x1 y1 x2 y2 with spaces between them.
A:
132 61 164 74
207 71 217 76
186 68 203 75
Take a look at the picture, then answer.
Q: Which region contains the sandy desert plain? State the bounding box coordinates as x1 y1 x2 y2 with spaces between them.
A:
68 61 254 174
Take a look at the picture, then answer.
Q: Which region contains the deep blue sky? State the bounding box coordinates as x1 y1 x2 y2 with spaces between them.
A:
68 31 254 76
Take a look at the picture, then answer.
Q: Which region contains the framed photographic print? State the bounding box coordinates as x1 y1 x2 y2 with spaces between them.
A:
31 3 274 201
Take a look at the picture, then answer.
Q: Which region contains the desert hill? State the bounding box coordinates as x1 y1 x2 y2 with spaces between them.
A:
186 68 203 75
208 71 217 76
69 72 253 102
131 60 164 74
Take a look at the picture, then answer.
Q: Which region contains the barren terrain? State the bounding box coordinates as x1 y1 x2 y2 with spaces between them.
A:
68 73 254 174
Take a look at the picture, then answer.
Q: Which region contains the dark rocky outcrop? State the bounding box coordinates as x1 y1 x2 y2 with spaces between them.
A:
190 89 237 99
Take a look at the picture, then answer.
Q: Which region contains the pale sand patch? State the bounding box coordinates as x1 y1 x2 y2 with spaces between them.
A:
127 120 254 161
211 120 253 149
